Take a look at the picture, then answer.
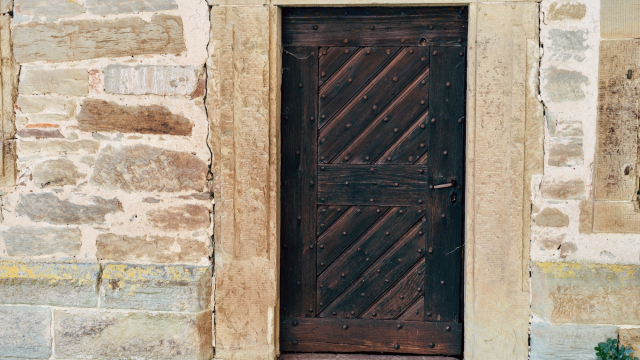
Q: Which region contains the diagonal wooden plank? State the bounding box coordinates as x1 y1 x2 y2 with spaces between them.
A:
398 297 425 321
280 47 319 318
334 64 430 164
319 47 431 163
317 206 387 272
317 207 425 311
319 47 400 129
317 205 350 236
360 258 425 320
319 46 359 86
377 110 431 165
319 221 426 318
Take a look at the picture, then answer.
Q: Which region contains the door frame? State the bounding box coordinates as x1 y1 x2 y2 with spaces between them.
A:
207 2 541 359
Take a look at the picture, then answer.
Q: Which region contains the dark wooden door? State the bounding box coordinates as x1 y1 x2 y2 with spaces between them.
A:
280 7 467 356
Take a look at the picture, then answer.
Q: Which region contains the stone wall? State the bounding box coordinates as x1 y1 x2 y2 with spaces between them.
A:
0 0 214 359
531 0 640 357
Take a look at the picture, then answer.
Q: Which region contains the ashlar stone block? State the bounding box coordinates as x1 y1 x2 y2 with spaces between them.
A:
96 233 211 264
100 264 211 312
13 15 186 63
16 193 122 225
1 225 82 256
90 144 207 193
532 262 640 324
0 306 52 359
55 309 212 360
18 68 89 96
530 321 618 360
0 260 99 307
104 64 204 97
147 204 211 231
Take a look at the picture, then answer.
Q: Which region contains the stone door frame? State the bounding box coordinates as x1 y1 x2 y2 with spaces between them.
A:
207 2 542 359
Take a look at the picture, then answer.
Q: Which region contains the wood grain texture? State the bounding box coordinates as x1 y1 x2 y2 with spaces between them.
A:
280 47 318 318
318 165 429 205
280 317 462 354
424 46 465 323
283 7 468 47
594 40 640 201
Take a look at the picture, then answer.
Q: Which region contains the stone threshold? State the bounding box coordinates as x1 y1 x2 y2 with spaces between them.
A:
279 354 458 360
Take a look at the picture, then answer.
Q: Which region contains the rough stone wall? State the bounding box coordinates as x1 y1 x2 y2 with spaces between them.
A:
531 0 640 357
0 0 214 359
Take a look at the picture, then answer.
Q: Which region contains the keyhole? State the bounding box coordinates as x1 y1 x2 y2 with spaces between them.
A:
420 38 427 46
450 192 457 204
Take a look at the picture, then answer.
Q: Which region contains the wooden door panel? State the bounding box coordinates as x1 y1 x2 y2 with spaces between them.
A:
317 206 425 310
281 7 466 355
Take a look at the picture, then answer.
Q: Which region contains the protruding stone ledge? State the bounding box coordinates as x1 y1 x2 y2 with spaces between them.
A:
532 262 640 324
54 309 213 360
0 260 100 307
100 263 211 312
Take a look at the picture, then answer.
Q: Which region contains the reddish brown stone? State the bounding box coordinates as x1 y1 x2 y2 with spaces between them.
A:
77 99 192 136
147 204 210 231
16 129 64 138
96 234 210 263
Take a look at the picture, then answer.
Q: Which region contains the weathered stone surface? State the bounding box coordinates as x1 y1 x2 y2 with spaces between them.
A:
0 260 99 307
32 158 84 188
0 0 12 13
535 208 570 227
14 0 85 23
19 139 100 155
594 40 640 201
85 0 178 15
620 328 640 354
0 141 16 187
77 99 192 136
96 233 211 264
100 264 211 312
90 145 207 193
579 200 594 234
13 15 187 63
2 225 82 256
55 310 213 359
549 138 583 167
532 262 640 324
104 64 203 96
1 15 19 141
16 128 64 139
543 67 588 102
593 201 640 233
0 307 51 359
602 0 640 39
530 322 618 360
547 3 587 21
19 68 89 96
16 193 122 225
147 204 210 231
16 95 76 119
547 29 588 62
281 356 456 360
540 178 585 200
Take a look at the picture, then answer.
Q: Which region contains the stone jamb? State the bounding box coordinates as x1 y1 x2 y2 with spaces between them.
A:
207 2 542 359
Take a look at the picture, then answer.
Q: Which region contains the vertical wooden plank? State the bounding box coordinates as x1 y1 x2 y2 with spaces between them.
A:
280 46 318 318
594 40 640 201
424 46 465 323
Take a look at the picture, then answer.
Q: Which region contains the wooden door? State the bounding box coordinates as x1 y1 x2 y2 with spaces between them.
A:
280 7 467 356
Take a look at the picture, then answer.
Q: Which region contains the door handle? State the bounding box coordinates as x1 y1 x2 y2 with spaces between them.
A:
432 179 457 189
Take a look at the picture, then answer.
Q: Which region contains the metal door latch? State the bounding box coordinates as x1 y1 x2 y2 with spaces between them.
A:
432 179 457 189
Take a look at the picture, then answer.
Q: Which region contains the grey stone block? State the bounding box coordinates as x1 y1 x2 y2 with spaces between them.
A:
530 321 618 360
0 306 52 359
1 225 82 256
